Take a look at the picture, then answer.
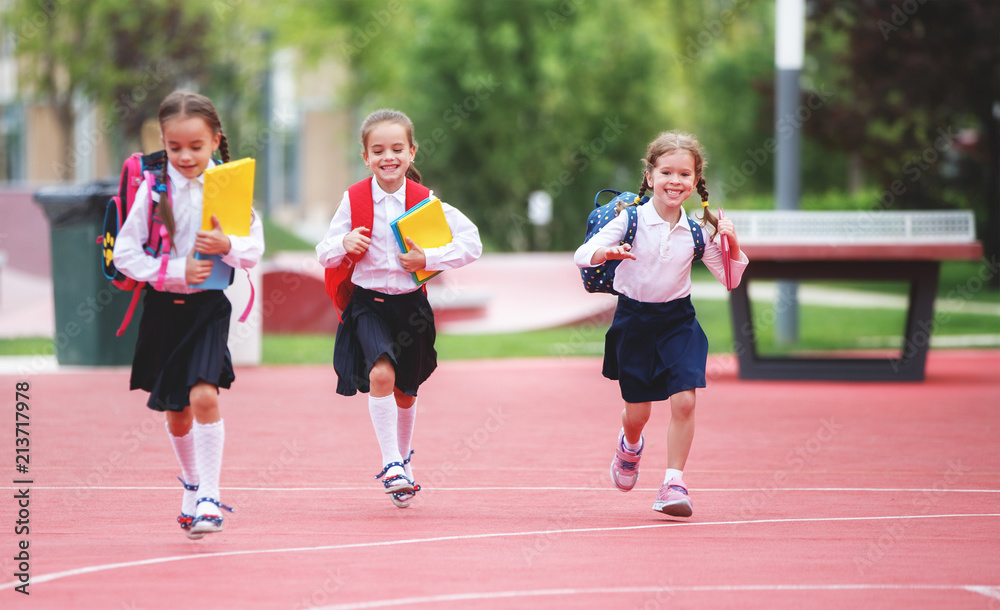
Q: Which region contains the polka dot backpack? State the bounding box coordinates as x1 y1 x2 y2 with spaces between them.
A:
580 189 704 294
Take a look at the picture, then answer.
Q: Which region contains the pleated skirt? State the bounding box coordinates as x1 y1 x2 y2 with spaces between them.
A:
602 295 708 403
129 289 234 411
333 286 437 397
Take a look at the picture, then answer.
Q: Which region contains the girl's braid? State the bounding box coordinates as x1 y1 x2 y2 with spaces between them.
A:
158 154 176 245
218 133 230 164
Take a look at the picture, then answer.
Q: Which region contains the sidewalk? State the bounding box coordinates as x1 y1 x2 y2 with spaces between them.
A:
2 251 997 339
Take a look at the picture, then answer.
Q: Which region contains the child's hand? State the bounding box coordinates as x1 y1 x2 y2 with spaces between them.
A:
186 251 214 284
717 217 741 258
195 215 232 256
594 244 636 265
344 226 371 257
398 237 426 272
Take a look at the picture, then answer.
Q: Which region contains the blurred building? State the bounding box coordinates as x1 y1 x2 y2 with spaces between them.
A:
0 38 354 237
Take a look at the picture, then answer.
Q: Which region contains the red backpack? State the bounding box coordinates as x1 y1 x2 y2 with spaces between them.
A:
324 178 431 321
99 150 174 336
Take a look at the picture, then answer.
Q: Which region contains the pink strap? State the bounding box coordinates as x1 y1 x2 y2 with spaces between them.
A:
237 269 255 323
154 225 171 291
116 283 145 337
718 208 732 291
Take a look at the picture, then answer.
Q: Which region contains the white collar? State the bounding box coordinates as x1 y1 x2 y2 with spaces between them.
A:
371 178 406 204
166 158 214 189
641 201 691 228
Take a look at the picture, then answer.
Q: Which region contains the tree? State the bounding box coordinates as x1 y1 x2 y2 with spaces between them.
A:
294 0 709 250
807 0 999 266
7 0 221 179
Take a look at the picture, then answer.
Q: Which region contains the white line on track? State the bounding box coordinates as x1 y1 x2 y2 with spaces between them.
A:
3 485 999 493
311 584 1000 610
1 513 997 591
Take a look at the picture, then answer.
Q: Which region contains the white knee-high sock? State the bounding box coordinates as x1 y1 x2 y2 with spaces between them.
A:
369 394 403 475
397 400 417 478
193 420 225 516
166 423 199 516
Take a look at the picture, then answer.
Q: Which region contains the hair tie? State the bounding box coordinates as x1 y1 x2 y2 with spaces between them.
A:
701 200 709 208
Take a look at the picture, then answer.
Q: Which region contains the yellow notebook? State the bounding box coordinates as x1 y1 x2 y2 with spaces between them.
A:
201 158 255 236
390 197 453 285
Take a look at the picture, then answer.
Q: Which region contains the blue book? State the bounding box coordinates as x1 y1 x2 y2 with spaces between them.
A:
188 252 234 290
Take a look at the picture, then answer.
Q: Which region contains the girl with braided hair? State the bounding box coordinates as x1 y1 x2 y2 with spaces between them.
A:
574 130 747 517
113 90 264 538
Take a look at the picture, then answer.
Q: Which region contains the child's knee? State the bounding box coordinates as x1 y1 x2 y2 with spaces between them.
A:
670 391 696 419
189 383 219 417
369 359 395 391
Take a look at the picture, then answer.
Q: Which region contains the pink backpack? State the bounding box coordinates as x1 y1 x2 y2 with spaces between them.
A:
98 150 174 336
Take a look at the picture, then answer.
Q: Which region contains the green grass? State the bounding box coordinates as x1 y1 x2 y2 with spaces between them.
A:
261 215 313 254
3 262 997 364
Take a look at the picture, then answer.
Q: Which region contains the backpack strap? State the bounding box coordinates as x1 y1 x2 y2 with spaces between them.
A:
622 204 639 248
324 178 434 321
686 215 705 262
325 178 375 322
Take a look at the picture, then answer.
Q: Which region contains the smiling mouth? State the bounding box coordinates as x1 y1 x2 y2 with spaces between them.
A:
380 164 400 172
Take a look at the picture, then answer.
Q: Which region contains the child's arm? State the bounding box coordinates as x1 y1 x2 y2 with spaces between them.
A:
208 210 266 270
112 178 192 292
414 201 482 272
316 191 357 268
573 211 631 268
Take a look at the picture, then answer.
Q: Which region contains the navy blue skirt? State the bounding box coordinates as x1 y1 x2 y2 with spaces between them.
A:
602 295 708 403
130 289 234 412
333 286 437 397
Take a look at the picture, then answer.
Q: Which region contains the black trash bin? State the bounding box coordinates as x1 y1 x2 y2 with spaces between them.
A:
34 181 142 366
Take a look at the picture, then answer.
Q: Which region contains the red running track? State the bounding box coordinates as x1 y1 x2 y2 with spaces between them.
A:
1 350 998 609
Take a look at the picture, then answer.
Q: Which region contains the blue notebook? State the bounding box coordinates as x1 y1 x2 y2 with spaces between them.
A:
189 252 234 290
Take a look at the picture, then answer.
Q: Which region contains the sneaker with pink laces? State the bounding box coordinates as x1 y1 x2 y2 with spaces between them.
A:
652 477 693 517
610 429 643 492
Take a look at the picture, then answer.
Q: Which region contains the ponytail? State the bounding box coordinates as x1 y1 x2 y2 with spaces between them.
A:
405 164 422 184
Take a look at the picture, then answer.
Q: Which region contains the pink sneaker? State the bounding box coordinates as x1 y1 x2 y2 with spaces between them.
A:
652 477 693 517
610 430 643 492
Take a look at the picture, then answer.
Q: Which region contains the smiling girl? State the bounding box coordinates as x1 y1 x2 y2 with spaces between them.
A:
316 109 481 509
574 130 748 518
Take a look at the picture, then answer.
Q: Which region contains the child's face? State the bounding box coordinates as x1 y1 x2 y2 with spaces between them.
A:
646 151 697 212
362 122 416 193
161 115 221 181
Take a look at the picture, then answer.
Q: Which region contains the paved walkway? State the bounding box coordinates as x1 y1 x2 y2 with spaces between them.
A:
3 251 999 339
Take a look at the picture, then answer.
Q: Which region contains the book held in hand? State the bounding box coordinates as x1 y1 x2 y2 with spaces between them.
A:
189 158 255 289
390 196 453 286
